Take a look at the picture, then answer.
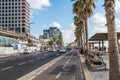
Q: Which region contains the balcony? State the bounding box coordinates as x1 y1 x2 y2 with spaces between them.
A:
22 17 26 19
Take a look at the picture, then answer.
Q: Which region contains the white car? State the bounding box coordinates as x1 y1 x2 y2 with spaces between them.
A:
23 49 31 54
59 49 66 53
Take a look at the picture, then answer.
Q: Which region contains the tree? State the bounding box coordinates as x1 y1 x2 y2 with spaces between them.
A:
57 32 63 48
74 16 83 49
104 0 120 80
72 0 96 55
48 39 54 46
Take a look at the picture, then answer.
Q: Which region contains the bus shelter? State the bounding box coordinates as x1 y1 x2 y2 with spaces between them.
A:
89 32 120 51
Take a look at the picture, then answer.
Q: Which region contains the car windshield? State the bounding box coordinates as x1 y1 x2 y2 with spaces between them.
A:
24 49 28 51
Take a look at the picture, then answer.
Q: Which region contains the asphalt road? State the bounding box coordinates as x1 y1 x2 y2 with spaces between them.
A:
31 49 85 80
0 51 63 80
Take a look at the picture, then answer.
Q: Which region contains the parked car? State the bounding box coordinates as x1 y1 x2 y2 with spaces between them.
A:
59 49 66 53
23 49 31 54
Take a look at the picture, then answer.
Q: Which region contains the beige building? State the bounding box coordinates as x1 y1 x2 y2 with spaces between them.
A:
39 39 50 51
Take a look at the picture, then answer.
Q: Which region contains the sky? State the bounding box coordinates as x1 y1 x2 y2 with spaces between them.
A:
27 0 120 45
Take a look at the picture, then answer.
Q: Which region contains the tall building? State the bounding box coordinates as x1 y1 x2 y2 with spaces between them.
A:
40 27 61 39
43 29 49 39
0 0 30 34
49 27 58 38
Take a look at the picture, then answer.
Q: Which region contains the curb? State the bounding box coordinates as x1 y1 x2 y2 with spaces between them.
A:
79 54 93 80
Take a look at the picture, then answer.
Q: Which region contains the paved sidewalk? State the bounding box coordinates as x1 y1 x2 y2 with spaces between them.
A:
89 54 109 80
79 52 109 80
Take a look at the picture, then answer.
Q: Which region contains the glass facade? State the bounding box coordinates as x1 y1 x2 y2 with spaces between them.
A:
0 36 16 47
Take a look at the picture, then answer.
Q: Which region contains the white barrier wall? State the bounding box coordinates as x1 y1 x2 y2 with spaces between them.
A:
0 47 18 54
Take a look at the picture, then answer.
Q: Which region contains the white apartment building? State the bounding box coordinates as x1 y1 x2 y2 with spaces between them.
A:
0 0 30 34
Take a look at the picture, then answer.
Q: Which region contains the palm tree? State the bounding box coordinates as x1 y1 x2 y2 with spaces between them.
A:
104 0 120 80
74 16 83 49
73 0 96 55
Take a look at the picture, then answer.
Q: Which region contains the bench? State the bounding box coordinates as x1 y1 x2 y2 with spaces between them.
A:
86 55 106 70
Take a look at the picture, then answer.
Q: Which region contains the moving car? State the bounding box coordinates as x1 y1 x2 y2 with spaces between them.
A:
23 49 31 54
59 48 66 53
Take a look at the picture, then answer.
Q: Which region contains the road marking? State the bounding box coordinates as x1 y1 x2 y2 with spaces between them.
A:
29 76 36 80
18 62 26 65
43 66 48 70
66 61 69 64
48 64 52 67
63 63 67 69
28 60 34 62
1 66 13 71
56 71 62 79
36 71 43 75
62 54 73 69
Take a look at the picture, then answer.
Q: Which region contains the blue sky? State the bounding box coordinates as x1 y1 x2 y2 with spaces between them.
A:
27 0 120 44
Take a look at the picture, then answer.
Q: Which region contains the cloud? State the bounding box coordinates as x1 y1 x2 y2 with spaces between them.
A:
92 27 107 33
42 22 61 28
62 23 75 44
90 12 106 27
115 0 120 12
27 0 51 10
89 6 120 37
52 22 61 28
27 0 51 18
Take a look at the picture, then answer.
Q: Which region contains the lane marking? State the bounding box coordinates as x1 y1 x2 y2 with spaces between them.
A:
66 61 69 64
43 66 48 70
36 71 43 75
1 66 13 71
28 60 34 62
18 62 26 65
63 63 67 69
56 71 62 79
48 64 52 67
29 76 36 80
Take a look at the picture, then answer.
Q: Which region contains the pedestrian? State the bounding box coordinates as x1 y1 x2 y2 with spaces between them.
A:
80 48 84 54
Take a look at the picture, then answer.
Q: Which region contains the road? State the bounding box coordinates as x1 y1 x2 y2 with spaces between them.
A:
0 49 85 80
0 51 62 80
31 49 85 80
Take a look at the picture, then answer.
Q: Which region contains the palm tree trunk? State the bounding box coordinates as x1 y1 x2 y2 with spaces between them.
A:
85 18 89 54
80 35 83 48
104 0 120 80
78 39 81 49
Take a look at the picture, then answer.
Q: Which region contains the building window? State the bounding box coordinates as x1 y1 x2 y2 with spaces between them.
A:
2 3 4 6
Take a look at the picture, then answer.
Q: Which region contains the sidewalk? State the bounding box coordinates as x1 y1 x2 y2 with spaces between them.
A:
79 51 109 80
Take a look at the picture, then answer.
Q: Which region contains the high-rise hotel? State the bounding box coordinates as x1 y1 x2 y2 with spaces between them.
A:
0 0 30 34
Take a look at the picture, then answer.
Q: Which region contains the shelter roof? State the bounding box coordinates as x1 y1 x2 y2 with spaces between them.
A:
89 32 120 41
